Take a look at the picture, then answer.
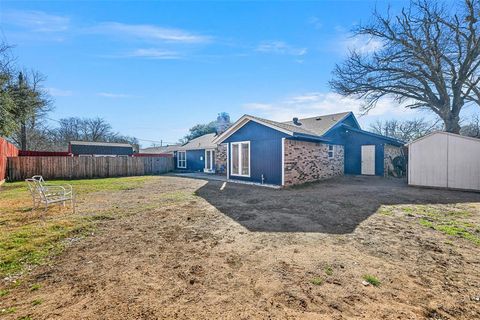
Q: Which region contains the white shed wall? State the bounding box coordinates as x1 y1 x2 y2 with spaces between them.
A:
408 132 480 191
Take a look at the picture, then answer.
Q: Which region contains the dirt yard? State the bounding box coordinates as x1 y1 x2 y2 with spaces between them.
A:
1 175 480 319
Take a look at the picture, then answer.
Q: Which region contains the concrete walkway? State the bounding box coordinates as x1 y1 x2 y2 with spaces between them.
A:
170 172 281 188
170 172 227 182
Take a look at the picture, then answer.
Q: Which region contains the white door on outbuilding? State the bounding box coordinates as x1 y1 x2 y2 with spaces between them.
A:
361 145 375 175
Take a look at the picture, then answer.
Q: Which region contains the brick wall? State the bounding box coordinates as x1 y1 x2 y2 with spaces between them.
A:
384 144 403 177
215 143 228 175
284 139 344 186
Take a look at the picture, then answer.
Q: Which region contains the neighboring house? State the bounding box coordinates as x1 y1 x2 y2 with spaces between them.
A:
69 141 134 156
213 111 404 187
140 145 180 154
174 133 227 174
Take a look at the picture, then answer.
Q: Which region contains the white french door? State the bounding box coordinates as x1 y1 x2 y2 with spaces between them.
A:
204 149 215 172
177 151 186 169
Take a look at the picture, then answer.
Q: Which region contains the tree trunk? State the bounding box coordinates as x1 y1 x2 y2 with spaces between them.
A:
444 113 461 134
20 122 27 151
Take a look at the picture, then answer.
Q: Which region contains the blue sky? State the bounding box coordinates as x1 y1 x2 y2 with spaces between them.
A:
1 0 473 147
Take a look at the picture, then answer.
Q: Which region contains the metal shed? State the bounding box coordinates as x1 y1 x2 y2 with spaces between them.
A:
408 132 480 191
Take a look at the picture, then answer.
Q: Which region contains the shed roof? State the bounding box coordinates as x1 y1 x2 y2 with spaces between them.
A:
70 141 133 148
407 131 480 146
179 133 218 150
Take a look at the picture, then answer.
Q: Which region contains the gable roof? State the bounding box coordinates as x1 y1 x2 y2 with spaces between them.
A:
179 133 217 150
213 112 353 143
140 145 181 154
281 111 353 136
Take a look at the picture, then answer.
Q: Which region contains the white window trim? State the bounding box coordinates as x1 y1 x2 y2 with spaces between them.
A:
230 141 251 177
177 151 187 169
328 145 335 159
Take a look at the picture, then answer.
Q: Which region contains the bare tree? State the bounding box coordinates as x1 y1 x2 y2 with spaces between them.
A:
369 118 441 141
331 0 480 133
461 113 480 137
80 117 112 141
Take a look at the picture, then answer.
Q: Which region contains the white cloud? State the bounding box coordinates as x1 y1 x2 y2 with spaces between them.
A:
88 22 211 44
97 92 133 98
243 91 414 122
256 41 307 56
341 35 383 54
125 48 182 59
308 17 322 30
3 10 70 33
47 87 73 97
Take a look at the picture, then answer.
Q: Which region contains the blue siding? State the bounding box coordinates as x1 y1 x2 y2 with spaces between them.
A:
324 125 399 176
224 121 289 185
175 149 205 171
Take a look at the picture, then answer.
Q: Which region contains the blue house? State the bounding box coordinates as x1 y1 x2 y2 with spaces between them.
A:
174 133 228 173
213 112 404 187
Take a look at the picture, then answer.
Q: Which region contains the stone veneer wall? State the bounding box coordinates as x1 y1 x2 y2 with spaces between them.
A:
284 140 344 186
215 143 228 175
384 144 403 177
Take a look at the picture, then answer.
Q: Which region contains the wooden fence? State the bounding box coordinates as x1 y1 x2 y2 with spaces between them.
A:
1 138 19 183
7 156 174 181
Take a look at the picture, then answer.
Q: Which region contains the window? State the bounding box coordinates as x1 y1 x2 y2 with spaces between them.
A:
328 145 335 159
231 141 250 177
177 151 186 168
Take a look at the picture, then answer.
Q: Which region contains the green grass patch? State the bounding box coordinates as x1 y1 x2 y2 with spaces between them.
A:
30 284 41 291
0 289 9 297
0 176 154 279
363 274 381 287
324 266 333 276
32 299 42 306
310 277 323 286
0 307 16 314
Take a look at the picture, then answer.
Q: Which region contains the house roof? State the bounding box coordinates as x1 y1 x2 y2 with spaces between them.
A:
140 145 181 154
69 141 133 148
281 112 352 136
213 112 353 143
178 133 218 150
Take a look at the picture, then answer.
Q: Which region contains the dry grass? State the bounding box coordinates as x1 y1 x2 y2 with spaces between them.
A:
0 176 154 279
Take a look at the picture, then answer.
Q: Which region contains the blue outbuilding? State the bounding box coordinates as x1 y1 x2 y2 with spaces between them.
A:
213 112 404 187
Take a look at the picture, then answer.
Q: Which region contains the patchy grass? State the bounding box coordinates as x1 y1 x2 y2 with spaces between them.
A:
403 205 480 246
0 289 9 297
310 277 323 286
31 299 42 306
324 266 333 276
0 176 154 280
363 275 381 287
29 284 41 291
0 307 16 315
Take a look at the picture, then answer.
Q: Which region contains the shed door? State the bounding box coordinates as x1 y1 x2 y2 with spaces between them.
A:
361 145 375 175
